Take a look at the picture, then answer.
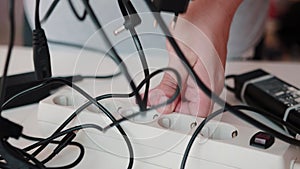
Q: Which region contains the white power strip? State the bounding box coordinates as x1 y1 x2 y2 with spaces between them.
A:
37 90 300 169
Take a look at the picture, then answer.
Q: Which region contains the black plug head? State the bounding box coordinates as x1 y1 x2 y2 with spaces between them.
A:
0 117 23 139
32 29 52 80
153 0 190 13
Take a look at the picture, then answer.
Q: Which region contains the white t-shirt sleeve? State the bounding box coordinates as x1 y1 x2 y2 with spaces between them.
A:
227 0 270 60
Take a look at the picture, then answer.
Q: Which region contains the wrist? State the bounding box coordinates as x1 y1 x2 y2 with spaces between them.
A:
169 16 225 94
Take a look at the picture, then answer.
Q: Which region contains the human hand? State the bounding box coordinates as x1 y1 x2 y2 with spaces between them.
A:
146 0 241 117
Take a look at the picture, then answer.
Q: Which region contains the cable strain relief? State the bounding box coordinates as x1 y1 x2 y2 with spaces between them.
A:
32 29 48 46
32 28 52 80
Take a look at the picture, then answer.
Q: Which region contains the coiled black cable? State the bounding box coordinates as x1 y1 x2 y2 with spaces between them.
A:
21 134 85 169
1 0 178 169
1 66 180 169
19 78 134 169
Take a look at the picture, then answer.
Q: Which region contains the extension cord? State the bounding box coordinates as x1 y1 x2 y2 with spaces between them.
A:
36 89 300 169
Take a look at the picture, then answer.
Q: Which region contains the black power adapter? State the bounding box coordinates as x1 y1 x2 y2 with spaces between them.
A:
0 72 83 110
229 69 300 135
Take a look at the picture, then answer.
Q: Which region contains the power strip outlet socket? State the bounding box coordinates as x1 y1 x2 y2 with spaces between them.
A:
37 90 300 169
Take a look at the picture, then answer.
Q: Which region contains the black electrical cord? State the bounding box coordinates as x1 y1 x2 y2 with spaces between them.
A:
82 74 121 79
20 125 96 169
235 105 300 134
41 0 122 79
0 1 39 168
23 124 103 152
56 67 180 134
81 0 145 113
47 39 100 52
43 143 84 169
20 134 85 169
3 65 181 168
33 0 52 80
42 0 88 24
0 76 128 168
2 68 179 115
102 67 181 131
22 78 130 156
34 0 42 30
0 139 45 169
2 67 180 136
0 162 10 169
41 0 59 24
0 81 87 169
1 67 180 134
117 0 150 110
32 1 135 165
180 107 225 169
41 0 142 85
225 74 237 80
16 148 46 169
144 0 300 147
21 68 178 167
1 67 179 169
68 0 88 21
1 1 176 169
0 77 132 168
46 39 122 79
0 66 180 169
5 0 297 168
180 105 300 169
224 74 300 133
0 0 15 114
43 0 170 110
17 141 82 169
225 74 237 92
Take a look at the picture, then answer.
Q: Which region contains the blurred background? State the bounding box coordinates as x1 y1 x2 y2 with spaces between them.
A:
0 0 300 61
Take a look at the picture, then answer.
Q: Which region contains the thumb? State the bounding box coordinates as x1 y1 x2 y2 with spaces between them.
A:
148 73 182 114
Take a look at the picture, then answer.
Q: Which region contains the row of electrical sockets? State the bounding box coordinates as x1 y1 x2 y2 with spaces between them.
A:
37 90 300 169
41 91 239 141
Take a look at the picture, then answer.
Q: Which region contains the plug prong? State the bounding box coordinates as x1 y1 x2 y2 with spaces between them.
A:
171 14 178 29
153 19 158 28
114 25 126 35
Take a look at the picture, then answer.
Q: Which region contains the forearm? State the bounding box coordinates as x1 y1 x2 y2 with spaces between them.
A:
181 0 242 66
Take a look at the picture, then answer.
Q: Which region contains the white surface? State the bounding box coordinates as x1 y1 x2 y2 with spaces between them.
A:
1 46 300 168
